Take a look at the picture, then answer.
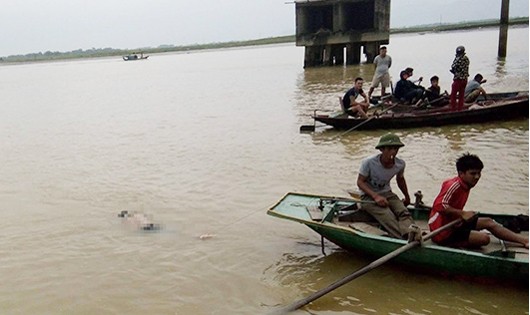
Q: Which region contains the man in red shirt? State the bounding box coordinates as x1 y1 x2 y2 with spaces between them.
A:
429 153 528 248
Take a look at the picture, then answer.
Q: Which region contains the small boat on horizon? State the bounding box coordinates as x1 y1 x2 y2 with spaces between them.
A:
123 52 149 61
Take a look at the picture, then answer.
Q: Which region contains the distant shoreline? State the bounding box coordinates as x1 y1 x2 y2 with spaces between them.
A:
1 17 528 63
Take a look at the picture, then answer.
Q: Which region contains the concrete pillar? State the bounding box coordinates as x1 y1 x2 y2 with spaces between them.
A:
296 6 309 36
364 42 379 63
346 44 361 65
333 3 346 32
498 0 509 58
305 46 328 67
374 0 390 31
304 46 316 68
323 45 332 66
331 45 344 65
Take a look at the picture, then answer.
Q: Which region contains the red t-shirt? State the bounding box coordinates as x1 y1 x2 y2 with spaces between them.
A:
428 176 470 243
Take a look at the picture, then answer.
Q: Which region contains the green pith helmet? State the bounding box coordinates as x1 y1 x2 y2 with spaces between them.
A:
375 133 405 149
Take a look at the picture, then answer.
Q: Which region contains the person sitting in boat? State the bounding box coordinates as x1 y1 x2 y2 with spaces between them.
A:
356 133 416 239
394 70 424 104
428 153 528 249
425 75 441 100
464 73 487 103
417 75 448 107
341 77 369 118
405 67 423 85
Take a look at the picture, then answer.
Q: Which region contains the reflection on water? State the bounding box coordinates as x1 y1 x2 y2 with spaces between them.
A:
495 58 508 78
267 248 528 314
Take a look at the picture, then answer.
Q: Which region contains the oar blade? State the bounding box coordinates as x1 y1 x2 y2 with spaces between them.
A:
299 125 315 132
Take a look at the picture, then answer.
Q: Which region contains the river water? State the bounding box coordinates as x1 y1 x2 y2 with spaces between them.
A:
0 26 528 314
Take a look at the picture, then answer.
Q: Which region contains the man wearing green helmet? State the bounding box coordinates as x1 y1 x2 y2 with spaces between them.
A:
356 133 415 239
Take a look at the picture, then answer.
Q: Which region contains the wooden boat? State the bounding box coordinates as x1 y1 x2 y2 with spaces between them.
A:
123 52 149 61
311 91 529 130
268 192 529 284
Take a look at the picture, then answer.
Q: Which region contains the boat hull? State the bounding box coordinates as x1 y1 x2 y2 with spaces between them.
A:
313 92 529 130
306 221 527 282
268 192 528 283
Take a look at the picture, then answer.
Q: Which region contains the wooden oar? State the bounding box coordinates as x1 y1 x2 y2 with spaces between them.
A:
272 217 464 314
299 124 317 132
333 103 400 139
415 94 449 108
300 110 317 132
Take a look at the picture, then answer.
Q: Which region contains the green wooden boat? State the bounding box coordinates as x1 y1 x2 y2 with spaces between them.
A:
268 192 529 284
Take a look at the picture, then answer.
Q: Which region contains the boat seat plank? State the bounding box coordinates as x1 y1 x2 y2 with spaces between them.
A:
349 222 389 237
307 206 323 221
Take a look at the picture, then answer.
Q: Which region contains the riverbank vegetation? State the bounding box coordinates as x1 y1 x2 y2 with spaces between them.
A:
1 17 527 63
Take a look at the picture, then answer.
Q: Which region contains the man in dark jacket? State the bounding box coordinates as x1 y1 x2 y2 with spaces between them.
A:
394 70 423 104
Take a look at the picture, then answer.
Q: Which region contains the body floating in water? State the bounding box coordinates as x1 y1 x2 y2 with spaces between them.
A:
118 210 161 231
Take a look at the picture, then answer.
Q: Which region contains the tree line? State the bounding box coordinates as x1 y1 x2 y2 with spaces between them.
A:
1 17 527 63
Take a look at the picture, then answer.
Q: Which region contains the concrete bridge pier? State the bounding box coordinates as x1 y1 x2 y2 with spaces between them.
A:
363 42 380 64
346 44 361 65
295 0 390 68
304 44 347 67
304 46 322 68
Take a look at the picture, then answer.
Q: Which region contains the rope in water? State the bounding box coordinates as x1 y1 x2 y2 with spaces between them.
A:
199 204 269 240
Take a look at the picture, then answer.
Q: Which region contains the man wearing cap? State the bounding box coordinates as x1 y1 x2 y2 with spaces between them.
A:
356 133 415 239
449 45 470 111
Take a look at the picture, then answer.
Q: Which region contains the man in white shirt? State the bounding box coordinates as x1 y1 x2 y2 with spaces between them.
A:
368 46 392 100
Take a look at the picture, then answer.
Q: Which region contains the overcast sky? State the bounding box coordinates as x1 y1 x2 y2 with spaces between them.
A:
1 0 528 57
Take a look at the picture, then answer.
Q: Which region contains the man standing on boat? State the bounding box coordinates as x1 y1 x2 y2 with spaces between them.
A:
368 46 392 100
356 133 415 239
341 77 369 118
449 45 469 111
428 153 528 248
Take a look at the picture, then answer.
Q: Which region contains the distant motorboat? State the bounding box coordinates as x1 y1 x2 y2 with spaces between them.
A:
123 52 149 61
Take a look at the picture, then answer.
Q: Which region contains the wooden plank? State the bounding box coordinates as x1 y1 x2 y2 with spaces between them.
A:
307 206 323 221
350 222 389 236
